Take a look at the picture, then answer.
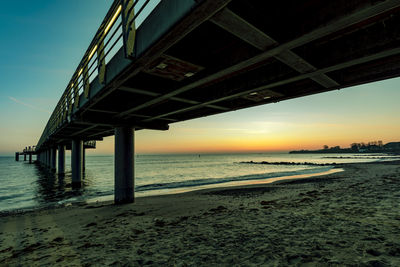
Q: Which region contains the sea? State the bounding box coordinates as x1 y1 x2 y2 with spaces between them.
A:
0 153 397 213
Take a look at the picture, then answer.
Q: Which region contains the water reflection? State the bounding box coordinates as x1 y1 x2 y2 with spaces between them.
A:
32 163 90 205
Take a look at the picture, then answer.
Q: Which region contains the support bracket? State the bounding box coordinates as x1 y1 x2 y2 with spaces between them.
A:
122 0 136 58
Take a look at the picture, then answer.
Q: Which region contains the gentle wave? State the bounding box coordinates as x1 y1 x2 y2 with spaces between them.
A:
135 166 333 192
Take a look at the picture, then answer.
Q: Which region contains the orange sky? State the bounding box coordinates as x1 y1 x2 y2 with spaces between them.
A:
2 76 399 156
84 77 400 155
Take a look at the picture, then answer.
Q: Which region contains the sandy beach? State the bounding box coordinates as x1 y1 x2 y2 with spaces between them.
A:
0 160 399 266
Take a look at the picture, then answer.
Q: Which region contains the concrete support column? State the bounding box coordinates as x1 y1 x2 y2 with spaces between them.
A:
71 139 83 187
114 127 134 204
24 154 26 161
82 148 86 172
58 145 65 174
47 150 50 167
29 154 32 164
15 152 19 161
50 147 57 171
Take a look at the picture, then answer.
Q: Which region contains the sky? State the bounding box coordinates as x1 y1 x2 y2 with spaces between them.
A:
0 0 399 156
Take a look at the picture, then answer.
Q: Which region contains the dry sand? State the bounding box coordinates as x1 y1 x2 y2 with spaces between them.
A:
0 161 399 266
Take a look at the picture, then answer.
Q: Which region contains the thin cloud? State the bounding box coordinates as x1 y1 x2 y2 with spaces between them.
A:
9 96 51 114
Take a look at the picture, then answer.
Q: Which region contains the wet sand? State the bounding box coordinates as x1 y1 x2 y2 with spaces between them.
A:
0 161 399 266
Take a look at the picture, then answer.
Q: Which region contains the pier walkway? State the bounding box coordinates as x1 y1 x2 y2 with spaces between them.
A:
16 0 400 203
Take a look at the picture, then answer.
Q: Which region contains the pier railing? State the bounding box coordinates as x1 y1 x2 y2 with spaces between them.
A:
36 0 153 150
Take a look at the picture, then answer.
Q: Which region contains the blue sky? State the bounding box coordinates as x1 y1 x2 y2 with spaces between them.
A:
0 0 399 155
0 1 111 153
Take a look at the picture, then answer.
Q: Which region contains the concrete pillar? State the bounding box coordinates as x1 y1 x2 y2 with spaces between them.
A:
29 154 32 164
82 148 86 172
46 150 49 167
24 154 26 161
71 139 83 187
58 145 65 174
114 127 134 204
47 150 50 168
50 147 57 171
15 152 19 161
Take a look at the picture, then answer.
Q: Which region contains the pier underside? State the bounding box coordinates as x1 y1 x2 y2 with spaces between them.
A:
30 0 400 203
65 0 400 141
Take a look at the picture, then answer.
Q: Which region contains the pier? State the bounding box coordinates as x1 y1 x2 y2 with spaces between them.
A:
15 146 36 164
16 0 400 203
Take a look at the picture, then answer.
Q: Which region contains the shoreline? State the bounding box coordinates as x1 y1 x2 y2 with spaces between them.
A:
1 160 399 266
0 164 340 216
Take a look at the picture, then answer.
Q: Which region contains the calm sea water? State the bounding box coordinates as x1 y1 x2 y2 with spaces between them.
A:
0 153 394 212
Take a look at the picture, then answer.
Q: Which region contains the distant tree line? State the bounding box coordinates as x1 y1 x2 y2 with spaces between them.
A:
291 140 399 154
349 141 383 151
